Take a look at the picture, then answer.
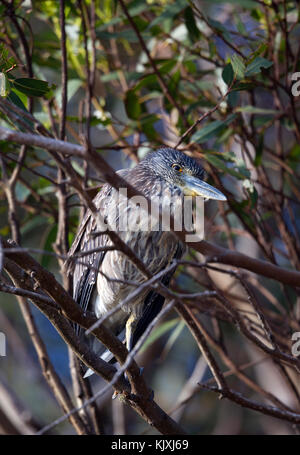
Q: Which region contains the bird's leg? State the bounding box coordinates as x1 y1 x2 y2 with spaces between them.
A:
112 315 139 400
125 314 144 376
125 313 138 352
113 315 155 401
126 313 154 401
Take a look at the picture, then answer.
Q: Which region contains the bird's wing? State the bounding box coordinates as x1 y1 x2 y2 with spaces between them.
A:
128 243 184 351
66 186 111 319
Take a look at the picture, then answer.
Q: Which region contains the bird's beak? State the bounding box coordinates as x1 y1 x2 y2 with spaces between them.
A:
181 175 227 201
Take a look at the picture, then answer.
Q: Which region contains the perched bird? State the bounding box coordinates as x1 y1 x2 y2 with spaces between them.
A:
67 147 226 377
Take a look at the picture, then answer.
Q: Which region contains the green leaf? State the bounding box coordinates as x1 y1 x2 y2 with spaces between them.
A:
249 42 268 61
251 8 263 21
215 126 234 144
254 135 264 166
149 0 187 28
183 59 197 74
0 44 15 73
7 91 34 129
11 78 51 97
246 183 258 208
133 74 157 91
222 63 234 85
205 154 248 179
231 82 255 92
7 90 27 111
140 114 159 141
245 57 273 76
184 7 200 42
289 144 300 161
236 106 278 114
158 59 177 75
204 150 250 180
192 121 224 143
228 91 239 107
231 54 245 79
125 89 141 120
222 151 250 178
235 13 247 35
191 114 236 144
15 181 31 202
168 69 180 96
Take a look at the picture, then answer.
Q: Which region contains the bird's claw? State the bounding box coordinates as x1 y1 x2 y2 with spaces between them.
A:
112 390 119 400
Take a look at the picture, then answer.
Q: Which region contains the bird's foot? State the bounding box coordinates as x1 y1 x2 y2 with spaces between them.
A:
112 390 119 400
112 372 130 400
124 367 143 381
111 368 153 401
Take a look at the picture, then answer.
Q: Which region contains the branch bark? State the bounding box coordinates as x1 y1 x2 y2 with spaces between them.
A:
2 240 186 435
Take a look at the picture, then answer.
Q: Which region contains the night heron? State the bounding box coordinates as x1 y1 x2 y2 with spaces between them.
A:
68 148 226 377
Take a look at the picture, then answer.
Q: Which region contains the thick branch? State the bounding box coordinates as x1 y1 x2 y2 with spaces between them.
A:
2 241 186 435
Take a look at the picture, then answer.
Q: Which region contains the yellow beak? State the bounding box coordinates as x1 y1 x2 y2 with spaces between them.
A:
181 175 227 201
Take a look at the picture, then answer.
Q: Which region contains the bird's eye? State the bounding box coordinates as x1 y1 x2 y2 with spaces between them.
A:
172 164 183 172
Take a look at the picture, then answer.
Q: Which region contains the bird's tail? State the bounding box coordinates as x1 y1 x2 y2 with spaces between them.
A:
83 329 126 378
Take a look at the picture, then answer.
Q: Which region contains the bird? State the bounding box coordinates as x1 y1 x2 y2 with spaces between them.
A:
67 147 226 377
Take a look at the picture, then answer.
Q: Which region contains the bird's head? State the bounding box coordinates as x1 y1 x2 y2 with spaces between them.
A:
141 148 227 201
